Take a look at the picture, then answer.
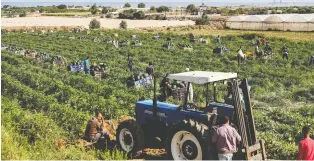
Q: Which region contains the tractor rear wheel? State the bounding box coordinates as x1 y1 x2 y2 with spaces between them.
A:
116 119 144 158
166 119 210 160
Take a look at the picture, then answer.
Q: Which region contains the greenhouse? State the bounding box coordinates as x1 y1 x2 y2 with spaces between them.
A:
226 14 314 31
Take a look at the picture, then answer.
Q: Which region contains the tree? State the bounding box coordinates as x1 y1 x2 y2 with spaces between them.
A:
3 5 10 9
124 3 131 8
120 20 127 29
19 11 27 17
157 5 169 13
39 8 44 13
195 14 211 25
150 6 156 12
118 9 137 19
138 3 145 8
57 4 67 9
90 4 98 15
89 19 101 29
133 11 145 19
102 7 109 14
106 13 113 18
186 4 196 13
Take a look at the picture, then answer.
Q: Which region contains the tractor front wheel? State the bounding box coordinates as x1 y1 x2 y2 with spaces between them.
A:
166 119 210 160
116 119 144 158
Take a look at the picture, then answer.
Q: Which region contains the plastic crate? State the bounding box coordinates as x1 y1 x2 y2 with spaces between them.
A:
24 53 36 58
94 71 105 79
69 65 84 72
171 88 187 101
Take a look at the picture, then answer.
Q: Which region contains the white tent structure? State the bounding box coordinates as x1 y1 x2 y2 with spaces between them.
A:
226 14 314 31
226 16 245 29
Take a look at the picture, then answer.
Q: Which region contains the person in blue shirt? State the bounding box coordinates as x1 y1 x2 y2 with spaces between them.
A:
83 56 90 75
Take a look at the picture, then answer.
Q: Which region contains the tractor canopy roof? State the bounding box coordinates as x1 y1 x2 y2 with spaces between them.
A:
167 71 237 84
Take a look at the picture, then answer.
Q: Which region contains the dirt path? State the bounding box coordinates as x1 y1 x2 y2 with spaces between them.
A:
1 17 195 29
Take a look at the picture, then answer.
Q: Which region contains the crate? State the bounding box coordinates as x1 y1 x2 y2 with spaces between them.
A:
127 76 153 89
94 71 105 79
24 53 36 58
171 88 187 101
69 65 84 72
54 60 66 68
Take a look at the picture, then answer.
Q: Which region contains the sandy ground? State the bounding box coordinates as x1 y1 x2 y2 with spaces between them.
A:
1 17 195 29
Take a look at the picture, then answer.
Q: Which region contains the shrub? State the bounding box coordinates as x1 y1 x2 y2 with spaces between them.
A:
120 20 127 29
195 14 211 25
150 6 156 12
19 11 27 17
57 4 67 9
157 6 169 13
138 3 145 8
89 19 101 29
101 7 109 14
133 11 145 19
106 13 113 18
90 4 98 15
124 3 131 8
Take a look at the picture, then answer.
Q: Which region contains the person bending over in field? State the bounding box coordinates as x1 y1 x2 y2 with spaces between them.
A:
84 111 110 143
298 126 314 160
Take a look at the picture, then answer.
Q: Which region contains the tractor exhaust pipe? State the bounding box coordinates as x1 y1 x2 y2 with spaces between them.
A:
153 74 157 117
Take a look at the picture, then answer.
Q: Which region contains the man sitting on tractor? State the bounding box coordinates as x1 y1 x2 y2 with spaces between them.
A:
212 116 242 161
160 73 172 101
84 111 110 143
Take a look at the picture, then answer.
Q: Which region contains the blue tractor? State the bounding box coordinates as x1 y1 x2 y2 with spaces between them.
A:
116 71 266 160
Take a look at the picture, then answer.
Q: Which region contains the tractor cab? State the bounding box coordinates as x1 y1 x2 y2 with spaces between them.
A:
167 71 238 120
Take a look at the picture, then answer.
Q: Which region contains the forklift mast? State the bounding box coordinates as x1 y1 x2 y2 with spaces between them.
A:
231 79 267 160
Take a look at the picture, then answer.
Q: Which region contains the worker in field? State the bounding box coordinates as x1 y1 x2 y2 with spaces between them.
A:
262 38 267 46
212 116 242 161
160 73 171 101
237 46 245 65
309 55 314 66
84 111 110 143
298 126 314 160
146 62 154 76
128 59 133 72
217 35 221 44
256 38 261 46
264 43 272 55
282 45 289 60
83 56 90 74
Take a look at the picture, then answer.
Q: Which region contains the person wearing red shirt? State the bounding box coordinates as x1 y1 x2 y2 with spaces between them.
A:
298 126 314 160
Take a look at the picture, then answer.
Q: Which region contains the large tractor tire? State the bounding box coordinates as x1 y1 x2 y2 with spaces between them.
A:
166 119 210 160
116 119 144 158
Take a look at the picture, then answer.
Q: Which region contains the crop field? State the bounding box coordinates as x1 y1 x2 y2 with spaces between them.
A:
1 30 314 160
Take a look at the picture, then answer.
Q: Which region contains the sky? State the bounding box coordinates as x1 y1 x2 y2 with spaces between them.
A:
2 0 314 2
2 0 314 7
